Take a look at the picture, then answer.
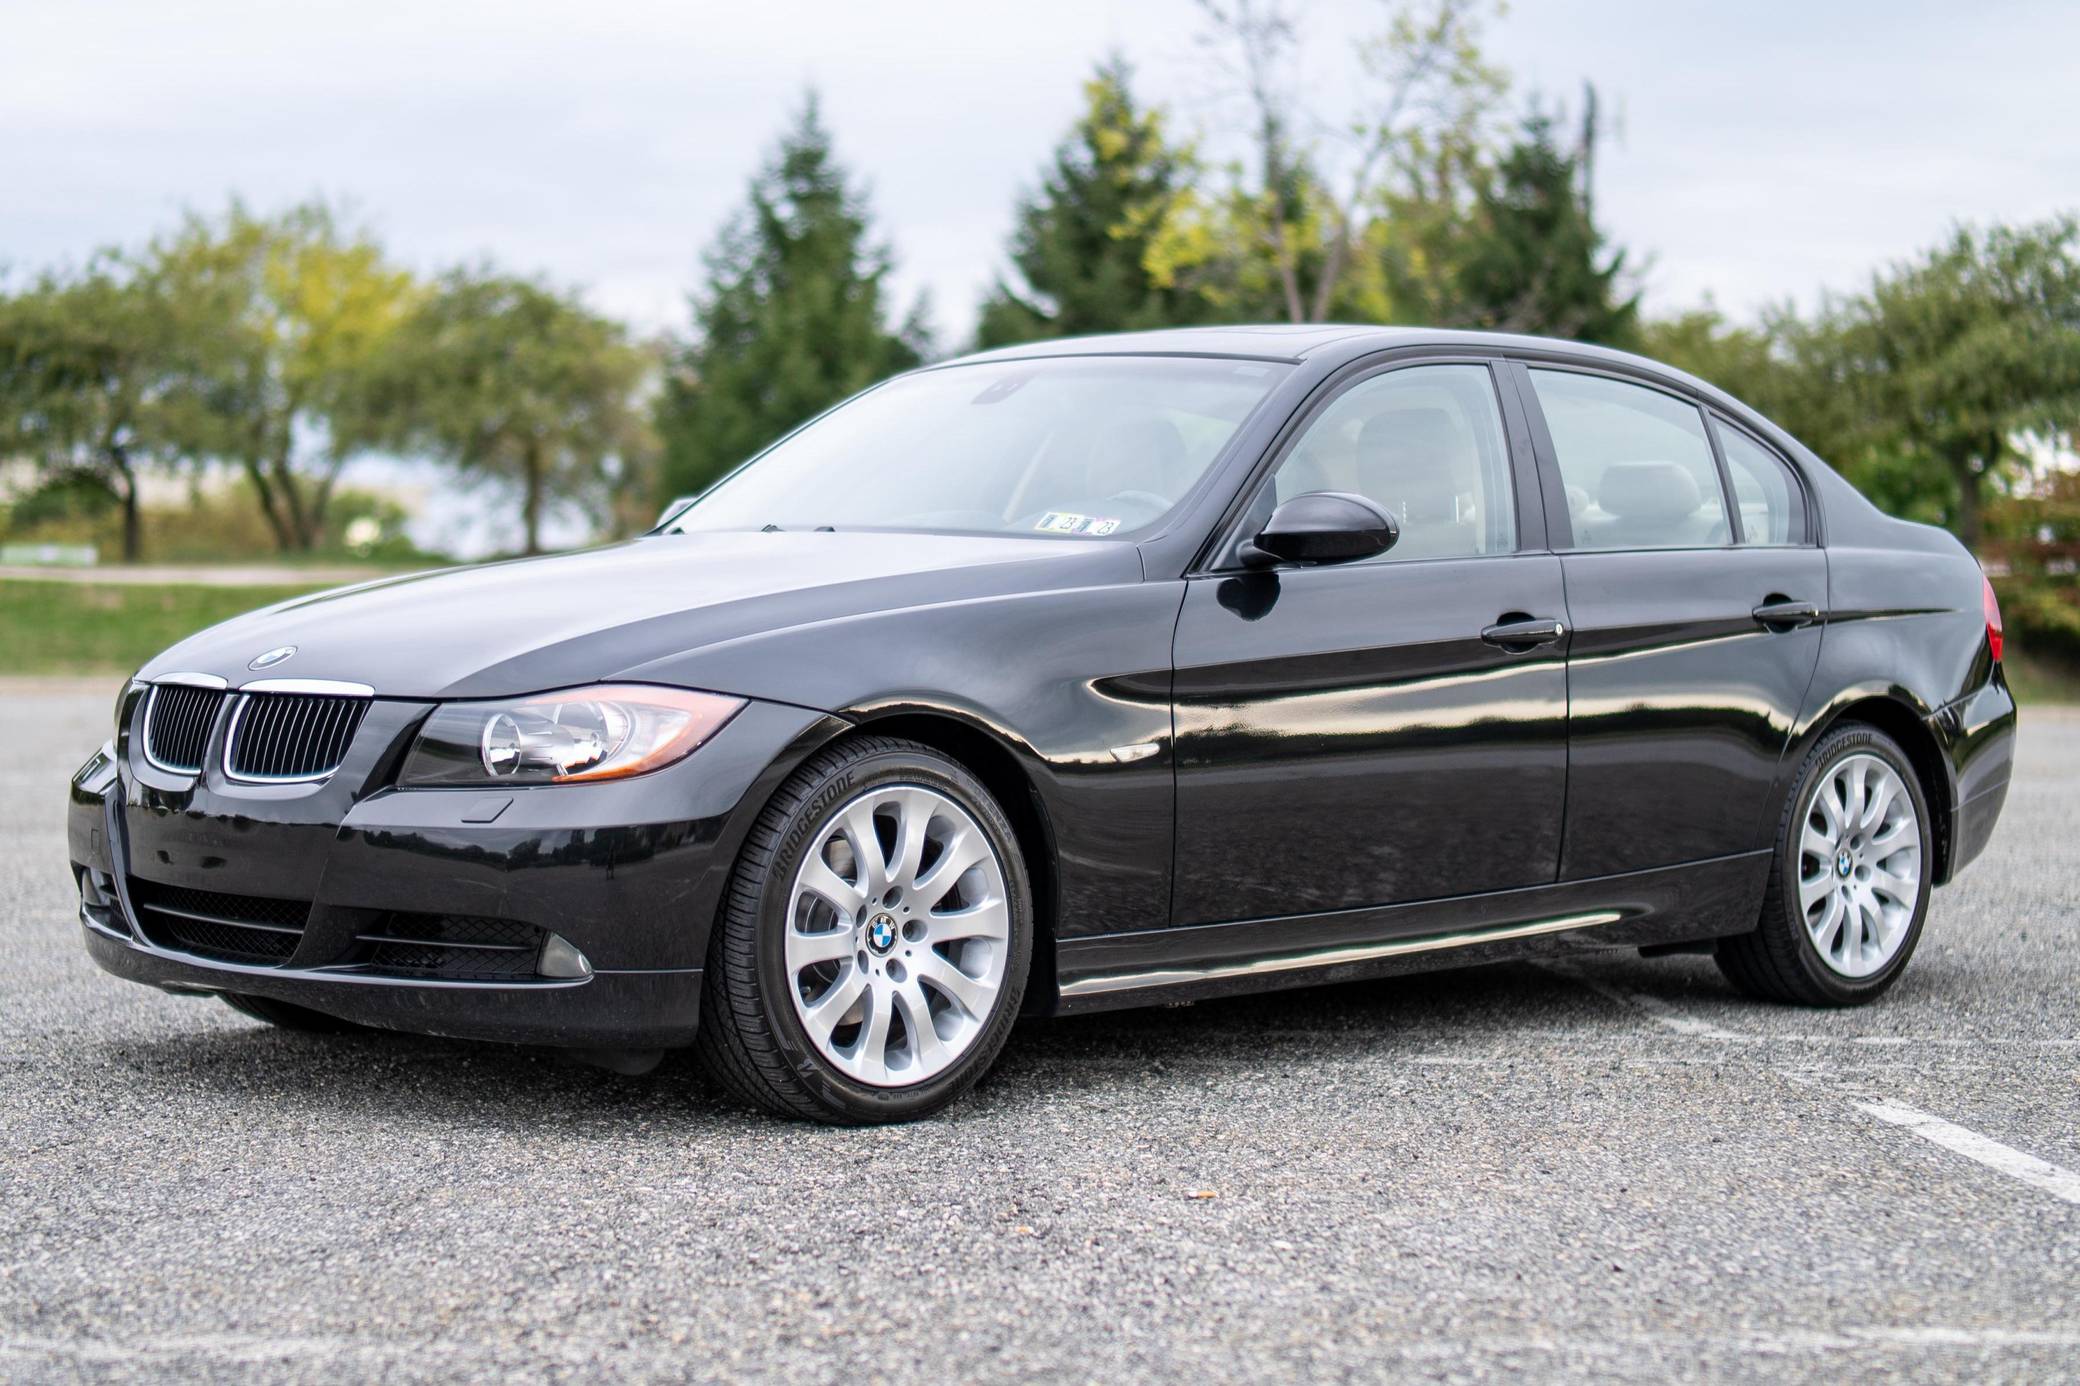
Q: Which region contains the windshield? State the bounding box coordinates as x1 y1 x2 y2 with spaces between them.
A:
664 355 1290 538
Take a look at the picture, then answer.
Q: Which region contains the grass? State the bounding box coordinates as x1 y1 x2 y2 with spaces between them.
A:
1999 649 2080 706
0 579 331 676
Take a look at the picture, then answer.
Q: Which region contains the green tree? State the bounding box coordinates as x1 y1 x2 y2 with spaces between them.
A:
1823 217 2080 550
1639 303 1854 461
379 270 656 555
0 256 178 561
657 96 927 501
1413 103 1639 343
148 201 416 552
976 58 1208 347
1163 0 1506 323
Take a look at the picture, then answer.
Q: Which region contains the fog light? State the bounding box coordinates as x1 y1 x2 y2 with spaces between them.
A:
538 932 592 979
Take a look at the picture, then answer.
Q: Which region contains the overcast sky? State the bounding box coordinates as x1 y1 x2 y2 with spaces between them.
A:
6 2 2075 553
7 0 2078 348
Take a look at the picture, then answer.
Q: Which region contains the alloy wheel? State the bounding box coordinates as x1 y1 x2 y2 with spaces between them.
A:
784 784 1011 1086
1797 752 1922 978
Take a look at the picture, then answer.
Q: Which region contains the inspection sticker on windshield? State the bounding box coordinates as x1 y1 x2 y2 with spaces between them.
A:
1036 512 1121 536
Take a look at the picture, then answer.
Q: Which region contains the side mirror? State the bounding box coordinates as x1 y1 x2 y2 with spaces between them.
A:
1241 491 1398 568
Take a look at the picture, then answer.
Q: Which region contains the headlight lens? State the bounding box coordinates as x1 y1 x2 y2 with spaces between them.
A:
399 684 745 787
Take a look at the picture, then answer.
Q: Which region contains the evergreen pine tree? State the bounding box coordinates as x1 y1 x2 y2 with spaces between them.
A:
657 96 927 500
975 58 1208 348
1448 107 1639 345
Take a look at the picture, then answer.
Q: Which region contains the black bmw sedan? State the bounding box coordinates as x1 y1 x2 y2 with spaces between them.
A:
68 326 2016 1123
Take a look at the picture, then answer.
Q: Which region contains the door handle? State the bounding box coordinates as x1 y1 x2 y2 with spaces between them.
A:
1481 617 1567 649
1752 598 1820 630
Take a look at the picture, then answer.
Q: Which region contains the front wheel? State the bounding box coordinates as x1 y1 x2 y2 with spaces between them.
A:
696 736 1032 1124
1718 723 1933 1006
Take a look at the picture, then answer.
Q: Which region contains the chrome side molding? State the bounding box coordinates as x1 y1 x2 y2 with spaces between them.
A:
1059 910 1626 999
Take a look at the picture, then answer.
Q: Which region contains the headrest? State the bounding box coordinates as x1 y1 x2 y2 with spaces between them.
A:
1358 409 1460 475
1356 409 1461 520
1599 461 1701 523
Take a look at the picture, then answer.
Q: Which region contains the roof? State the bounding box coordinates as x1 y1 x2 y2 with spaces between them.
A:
944 324 1672 374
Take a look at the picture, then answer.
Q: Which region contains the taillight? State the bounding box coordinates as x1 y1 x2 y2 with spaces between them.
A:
1982 575 2004 664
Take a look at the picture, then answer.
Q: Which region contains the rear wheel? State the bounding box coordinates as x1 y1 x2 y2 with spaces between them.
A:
219 992 362 1033
1718 723 1932 1006
696 736 1032 1124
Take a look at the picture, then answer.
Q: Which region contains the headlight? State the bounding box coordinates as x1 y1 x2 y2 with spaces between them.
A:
398 684 745 787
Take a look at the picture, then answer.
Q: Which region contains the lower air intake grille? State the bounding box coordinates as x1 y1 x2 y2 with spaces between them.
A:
355 913 547 981
129 879 310 965
142 684 226 774
225 693 369 782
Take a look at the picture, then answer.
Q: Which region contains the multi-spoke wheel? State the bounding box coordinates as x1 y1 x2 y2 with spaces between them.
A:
785 785 1012 1086
1718 723 1933 1005
696 736 1031 1123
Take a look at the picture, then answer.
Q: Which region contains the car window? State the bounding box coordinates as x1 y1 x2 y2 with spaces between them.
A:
1714 419 1807 545
1529 369 1731 550
1269 363 1515 561
667 356 1289 539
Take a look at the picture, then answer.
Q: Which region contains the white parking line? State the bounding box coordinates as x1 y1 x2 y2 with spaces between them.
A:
1539 962 2080 1208
1858 1100 2080 1206
1535 961 1748 1040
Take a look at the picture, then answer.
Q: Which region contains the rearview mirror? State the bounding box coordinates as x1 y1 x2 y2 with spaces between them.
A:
1242 491 1398 567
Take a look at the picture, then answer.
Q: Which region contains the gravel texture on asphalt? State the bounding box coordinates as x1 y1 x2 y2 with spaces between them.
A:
3 685 2075 1383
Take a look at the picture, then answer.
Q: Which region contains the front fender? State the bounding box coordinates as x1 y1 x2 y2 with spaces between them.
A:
616 580 1187 939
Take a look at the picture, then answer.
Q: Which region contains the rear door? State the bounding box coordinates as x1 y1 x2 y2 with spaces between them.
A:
1168 358 1569 926
1511 362 1826 880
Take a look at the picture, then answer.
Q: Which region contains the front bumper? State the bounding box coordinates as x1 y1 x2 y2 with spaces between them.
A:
68 696 845 1048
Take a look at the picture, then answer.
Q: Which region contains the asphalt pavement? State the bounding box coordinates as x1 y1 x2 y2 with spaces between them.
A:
3 681 2075 1383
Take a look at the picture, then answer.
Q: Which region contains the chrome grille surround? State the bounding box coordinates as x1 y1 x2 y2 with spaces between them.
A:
222 682 373 784
140 676 230 775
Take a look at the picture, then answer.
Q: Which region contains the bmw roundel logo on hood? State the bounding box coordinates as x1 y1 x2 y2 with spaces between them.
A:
248 645 298 671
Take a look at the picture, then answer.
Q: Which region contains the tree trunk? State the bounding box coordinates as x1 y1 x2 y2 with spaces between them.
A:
307 458 348 552
274 454 315 552
1953 452 1984 555
115 461 141 563
242 458 296 553
103 435 142 563
523 440 544 556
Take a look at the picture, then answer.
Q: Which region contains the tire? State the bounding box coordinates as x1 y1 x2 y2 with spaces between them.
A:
1717 722 1934 1006
219 992 363 1033
696 735 1033 1124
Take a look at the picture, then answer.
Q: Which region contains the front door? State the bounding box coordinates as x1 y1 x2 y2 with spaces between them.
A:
1170 360 1569 926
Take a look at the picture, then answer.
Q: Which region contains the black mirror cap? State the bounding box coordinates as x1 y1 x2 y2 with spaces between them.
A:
1247 491 1399 567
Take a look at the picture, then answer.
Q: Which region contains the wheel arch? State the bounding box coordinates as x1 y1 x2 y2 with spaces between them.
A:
1796 691 1956 885
838 709 1062 1012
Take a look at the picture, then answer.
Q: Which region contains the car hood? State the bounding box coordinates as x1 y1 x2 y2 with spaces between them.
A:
138 531 1142 701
